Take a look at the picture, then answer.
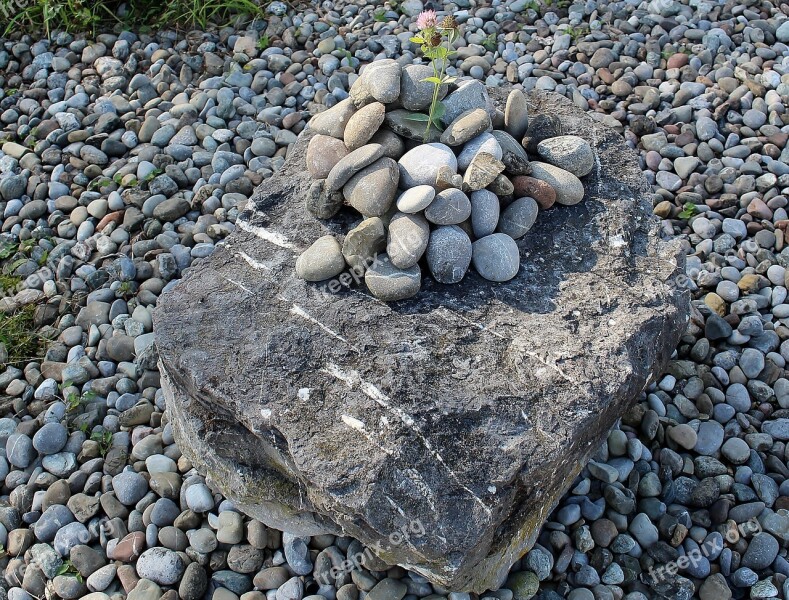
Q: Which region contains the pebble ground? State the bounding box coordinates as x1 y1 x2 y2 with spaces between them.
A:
0 0 788 599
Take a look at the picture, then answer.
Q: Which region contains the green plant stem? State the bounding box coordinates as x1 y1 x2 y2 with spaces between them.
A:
424 30 454 141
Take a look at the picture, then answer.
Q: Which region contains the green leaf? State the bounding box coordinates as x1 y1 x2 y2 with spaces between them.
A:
433 102 445 119
678 201 698 220
422 46 438 59
404 113 430 122
442 76 458 85
436 46 449 59
0 242 16 259
420 76 443 85
431 117 444 131
409 36 424 44
56 564 69 576
10 258 27 273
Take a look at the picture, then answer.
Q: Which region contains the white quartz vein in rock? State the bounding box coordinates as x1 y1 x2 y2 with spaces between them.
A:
341 414 394 456
237 250 271 271
324 363 492 517
237 219 297 250
224 277 252 294
525 350 573 382
290 304 360 353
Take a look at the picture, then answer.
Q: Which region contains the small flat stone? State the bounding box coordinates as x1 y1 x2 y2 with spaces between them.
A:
384 110 442 142
512 176 556 209
387 212 430 269
135 547 185 585
472 233 520 282
504 89 529 139
741 532 779 570
326 144 384 192
344 102 386 151
342 218 387 274
458 133 503 171
470 190 500 238
498 197 538 240
343 157 399 217
536 135 595 178
440 108 492 147
528 162 584 205
112 471 148 505
364 255 421 301
367 578 408 600
667 423 697 450
398 143 457 188
425 189 472 225
33 422 67 455
721 437 750 464
426 226 472 284
309 99 356 139
306 135 349 179
295 236 346 282
396 186 435 214
463 152 505 192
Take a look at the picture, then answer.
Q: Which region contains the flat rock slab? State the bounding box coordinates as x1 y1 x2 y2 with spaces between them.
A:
153 89 689 592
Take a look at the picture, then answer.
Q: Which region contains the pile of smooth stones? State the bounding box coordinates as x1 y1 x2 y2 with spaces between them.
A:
295 59 595 301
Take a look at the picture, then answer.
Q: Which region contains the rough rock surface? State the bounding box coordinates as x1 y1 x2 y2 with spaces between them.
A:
154 89 690 592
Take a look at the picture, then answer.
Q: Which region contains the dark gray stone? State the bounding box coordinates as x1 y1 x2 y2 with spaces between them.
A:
426 226 473 285
472 233 520 282
154 89 689 592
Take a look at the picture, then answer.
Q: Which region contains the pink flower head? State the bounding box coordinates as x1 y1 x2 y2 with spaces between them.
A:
416 9 437 29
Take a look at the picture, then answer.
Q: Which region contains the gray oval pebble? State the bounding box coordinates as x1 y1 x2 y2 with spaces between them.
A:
470 190 500 238
295 236 346 282
426 226 473 284
387 212 430 269
396 185 435 214
498 197 539 240
365 255 421 301
472 233 520 282
425 188 472 225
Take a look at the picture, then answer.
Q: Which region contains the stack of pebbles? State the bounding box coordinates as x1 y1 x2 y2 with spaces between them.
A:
296 59 595 301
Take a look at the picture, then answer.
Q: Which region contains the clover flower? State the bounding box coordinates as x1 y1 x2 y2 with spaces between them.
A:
416 9 437 29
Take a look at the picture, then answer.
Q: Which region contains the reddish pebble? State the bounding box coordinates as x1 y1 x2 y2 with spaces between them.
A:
117 564 139 593
747 197 773 220
112 531 146 562
768 132 788 147
667 53 689 69
512 176 556 209
282 111 303 129
97 210 123 232
645 150 662 171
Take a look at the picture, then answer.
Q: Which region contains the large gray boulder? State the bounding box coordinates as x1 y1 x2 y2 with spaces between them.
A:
153 89 689 592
